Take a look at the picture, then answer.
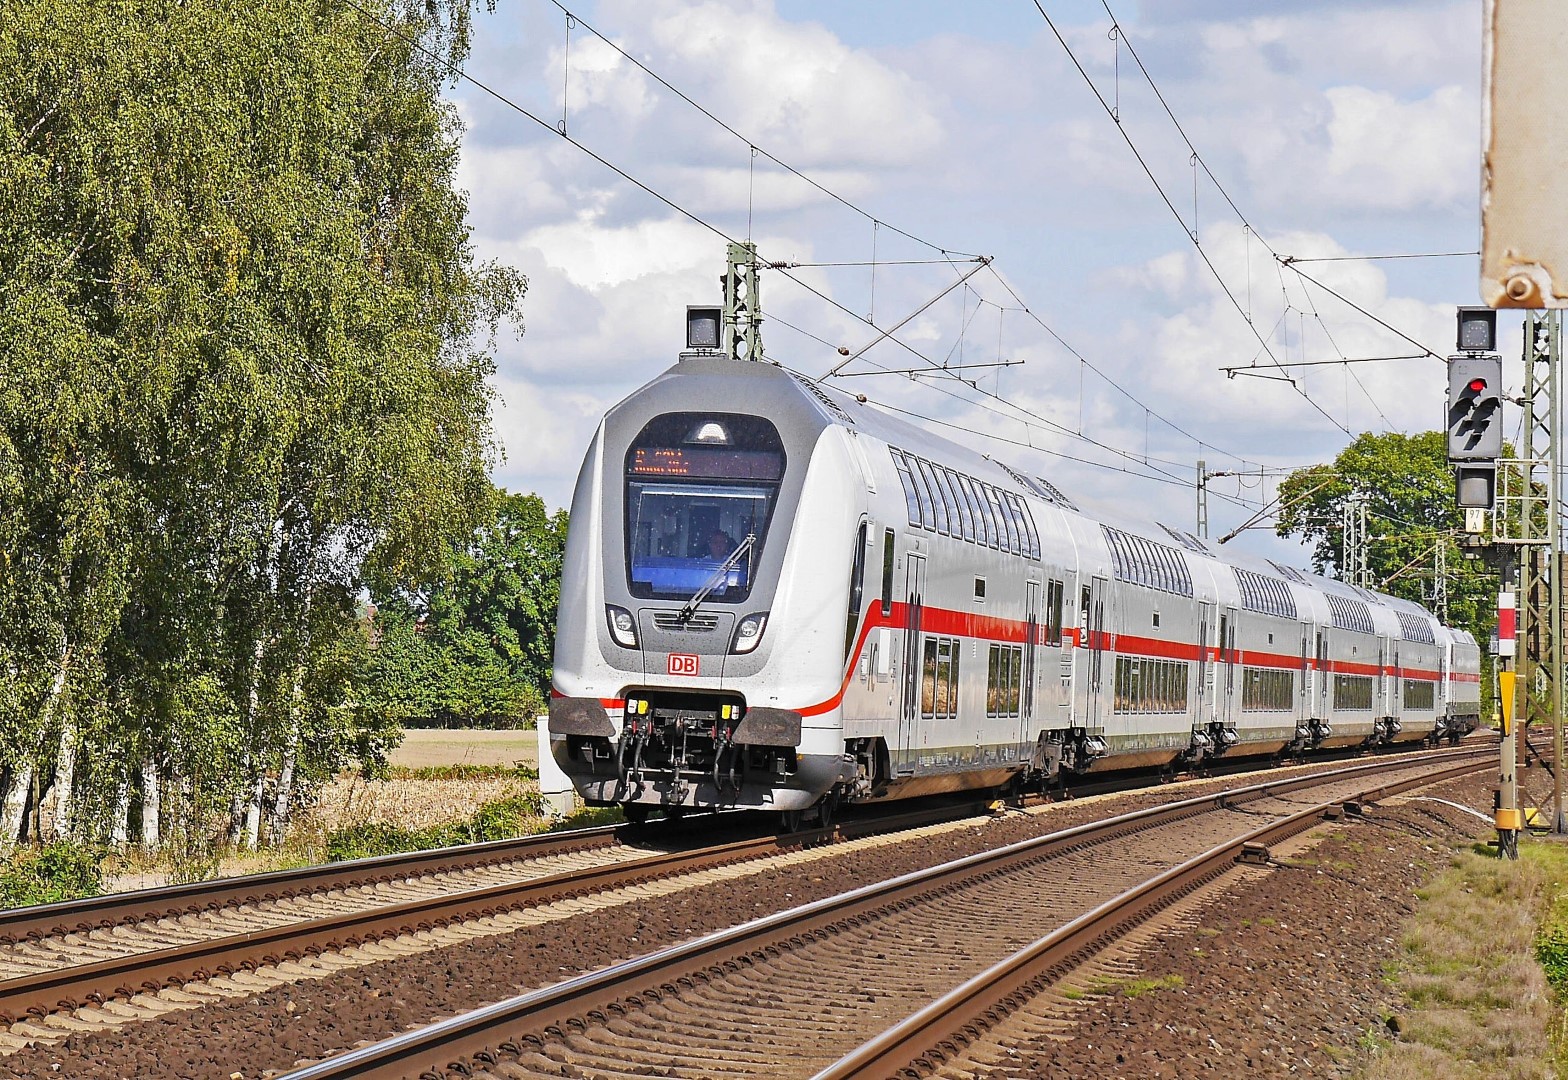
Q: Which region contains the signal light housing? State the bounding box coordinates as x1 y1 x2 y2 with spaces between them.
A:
1446 354 1503 462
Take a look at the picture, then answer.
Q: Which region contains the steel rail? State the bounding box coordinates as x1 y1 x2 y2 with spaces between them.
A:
271 747 1489 1080
813 756 1489 1079
0 797 995 1024
0 823 624 945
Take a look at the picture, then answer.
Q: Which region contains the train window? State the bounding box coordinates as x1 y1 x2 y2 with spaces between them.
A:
908 456 937 530
987 644 1023 717
988 485 1019 554
921 637 959 718
843 523 868 662
1005 493 1040 559
972 478 1001 548
914 458 950 534
957 476 988 546
931 466 964 538
880 529 895 617
624 412 785 602
1242 669 1293 711
942 467 976 542
891 450 922 527
1046 580 1064 645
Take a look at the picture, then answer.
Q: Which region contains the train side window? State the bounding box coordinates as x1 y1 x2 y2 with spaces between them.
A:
880 528 895 617
1081 585 1091 629
843 522 868 662
931 466 963 539
891 450 922 527
988 485 1018 554
1046 579 1064 645
958 475 988 546
907 456 936 530
943 467 976 542
971 478 1000 547
914 458 950 534
1006 493 1039 559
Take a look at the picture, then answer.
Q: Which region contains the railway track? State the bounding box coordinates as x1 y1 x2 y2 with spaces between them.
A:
0 796 1009 1035
269 747 1490 1080
0 742 1441 1040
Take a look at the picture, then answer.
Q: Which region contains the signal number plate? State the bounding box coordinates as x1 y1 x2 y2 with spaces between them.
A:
667 653 700 676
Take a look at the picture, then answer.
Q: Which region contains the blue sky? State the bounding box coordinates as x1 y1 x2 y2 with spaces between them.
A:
449 0 1495 575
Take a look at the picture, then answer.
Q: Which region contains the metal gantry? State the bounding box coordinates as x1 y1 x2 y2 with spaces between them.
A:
1516 310 1564 833
721 241 764 363
1341 495 1368 590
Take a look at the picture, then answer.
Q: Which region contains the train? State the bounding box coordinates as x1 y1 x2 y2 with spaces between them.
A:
547 348 1482 826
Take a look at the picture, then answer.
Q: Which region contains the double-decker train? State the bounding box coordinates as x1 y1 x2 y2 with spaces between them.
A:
548 350 1482 825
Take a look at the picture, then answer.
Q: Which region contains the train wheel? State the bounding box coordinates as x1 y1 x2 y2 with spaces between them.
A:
779 808 805 833
622 803 650 825
816 787 840 829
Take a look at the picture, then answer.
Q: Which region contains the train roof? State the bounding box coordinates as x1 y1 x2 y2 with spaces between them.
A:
648 357 1441 627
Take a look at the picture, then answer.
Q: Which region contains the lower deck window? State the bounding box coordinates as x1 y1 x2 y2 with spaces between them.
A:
922 637 960 718
1241 668 1293 711
1114 656 1189 713
1334 674 1374 710
987 644 1022 717
1403 679 1436 710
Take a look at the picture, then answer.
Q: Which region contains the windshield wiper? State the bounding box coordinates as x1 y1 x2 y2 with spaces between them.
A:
678 533 755 622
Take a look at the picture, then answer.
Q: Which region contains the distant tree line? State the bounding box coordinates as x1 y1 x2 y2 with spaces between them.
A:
0 0 527 851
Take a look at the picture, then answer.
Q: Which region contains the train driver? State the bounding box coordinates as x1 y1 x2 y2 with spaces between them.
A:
707 529 735 560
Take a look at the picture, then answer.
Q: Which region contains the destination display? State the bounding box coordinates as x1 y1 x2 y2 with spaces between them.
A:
629 446 784 480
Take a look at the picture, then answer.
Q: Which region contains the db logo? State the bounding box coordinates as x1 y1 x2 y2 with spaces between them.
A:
667 653 700 676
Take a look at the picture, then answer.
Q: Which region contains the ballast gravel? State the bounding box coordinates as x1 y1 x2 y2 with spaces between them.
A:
0 764 1497 1080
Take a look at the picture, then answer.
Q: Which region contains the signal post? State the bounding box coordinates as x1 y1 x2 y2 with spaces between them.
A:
1447 308 1528 859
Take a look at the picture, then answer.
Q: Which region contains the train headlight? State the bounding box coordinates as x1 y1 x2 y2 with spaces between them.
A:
606 604 638 648
731 611 768 654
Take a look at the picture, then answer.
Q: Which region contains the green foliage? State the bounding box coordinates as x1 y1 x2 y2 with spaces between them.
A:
363 489 566 729
1274 431 1499 708
325 787 546 861
0 842 104 907
0 0 524 850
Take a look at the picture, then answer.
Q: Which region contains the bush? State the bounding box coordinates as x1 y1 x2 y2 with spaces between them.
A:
325 789 547 862
0 842 105 907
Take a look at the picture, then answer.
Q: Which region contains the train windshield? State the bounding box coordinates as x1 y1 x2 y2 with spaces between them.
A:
624 413 786 602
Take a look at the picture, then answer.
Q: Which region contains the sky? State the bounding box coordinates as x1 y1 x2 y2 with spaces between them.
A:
447 0 1498 575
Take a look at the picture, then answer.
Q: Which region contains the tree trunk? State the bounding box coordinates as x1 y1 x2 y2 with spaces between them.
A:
109 778 130 846
242 772 264 848
271 734 297 842
47 718 77 841
21 643 73 845
0 765 33 849
139 756 160 848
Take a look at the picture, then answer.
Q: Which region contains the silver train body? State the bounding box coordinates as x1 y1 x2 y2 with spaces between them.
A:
548 355 1482 817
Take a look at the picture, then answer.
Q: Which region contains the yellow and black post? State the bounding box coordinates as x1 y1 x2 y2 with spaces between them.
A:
1497 587 1520 860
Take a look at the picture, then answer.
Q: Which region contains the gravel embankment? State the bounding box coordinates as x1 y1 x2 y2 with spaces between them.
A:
0 766 1496 1080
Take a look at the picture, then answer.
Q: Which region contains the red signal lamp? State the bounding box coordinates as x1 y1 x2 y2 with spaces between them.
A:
1468 378 1488 393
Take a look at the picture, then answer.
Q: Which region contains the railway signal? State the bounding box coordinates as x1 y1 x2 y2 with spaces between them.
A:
1447 309 1504 510
1447 355 1503 462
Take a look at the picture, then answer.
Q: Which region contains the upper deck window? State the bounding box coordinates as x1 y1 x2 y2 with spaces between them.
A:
624 413 785 602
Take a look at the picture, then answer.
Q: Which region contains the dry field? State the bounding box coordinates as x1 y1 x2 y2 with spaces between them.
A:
385 726 539 769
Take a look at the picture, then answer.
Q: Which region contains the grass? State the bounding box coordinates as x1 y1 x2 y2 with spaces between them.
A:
0 842 104 906
1356 841 1566 1080
1062 973 1185 1000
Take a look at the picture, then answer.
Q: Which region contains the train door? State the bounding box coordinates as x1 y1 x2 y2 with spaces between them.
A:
1086 576 1108 729
897 553 926 772
1299 625 1311 727
1217 607 1238 726
1198 601 1216 723
1022 581 1041 749
1390 641 1401 724
1316 630 1330 717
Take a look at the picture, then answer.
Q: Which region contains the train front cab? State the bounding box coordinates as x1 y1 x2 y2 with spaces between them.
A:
548 360 862 820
